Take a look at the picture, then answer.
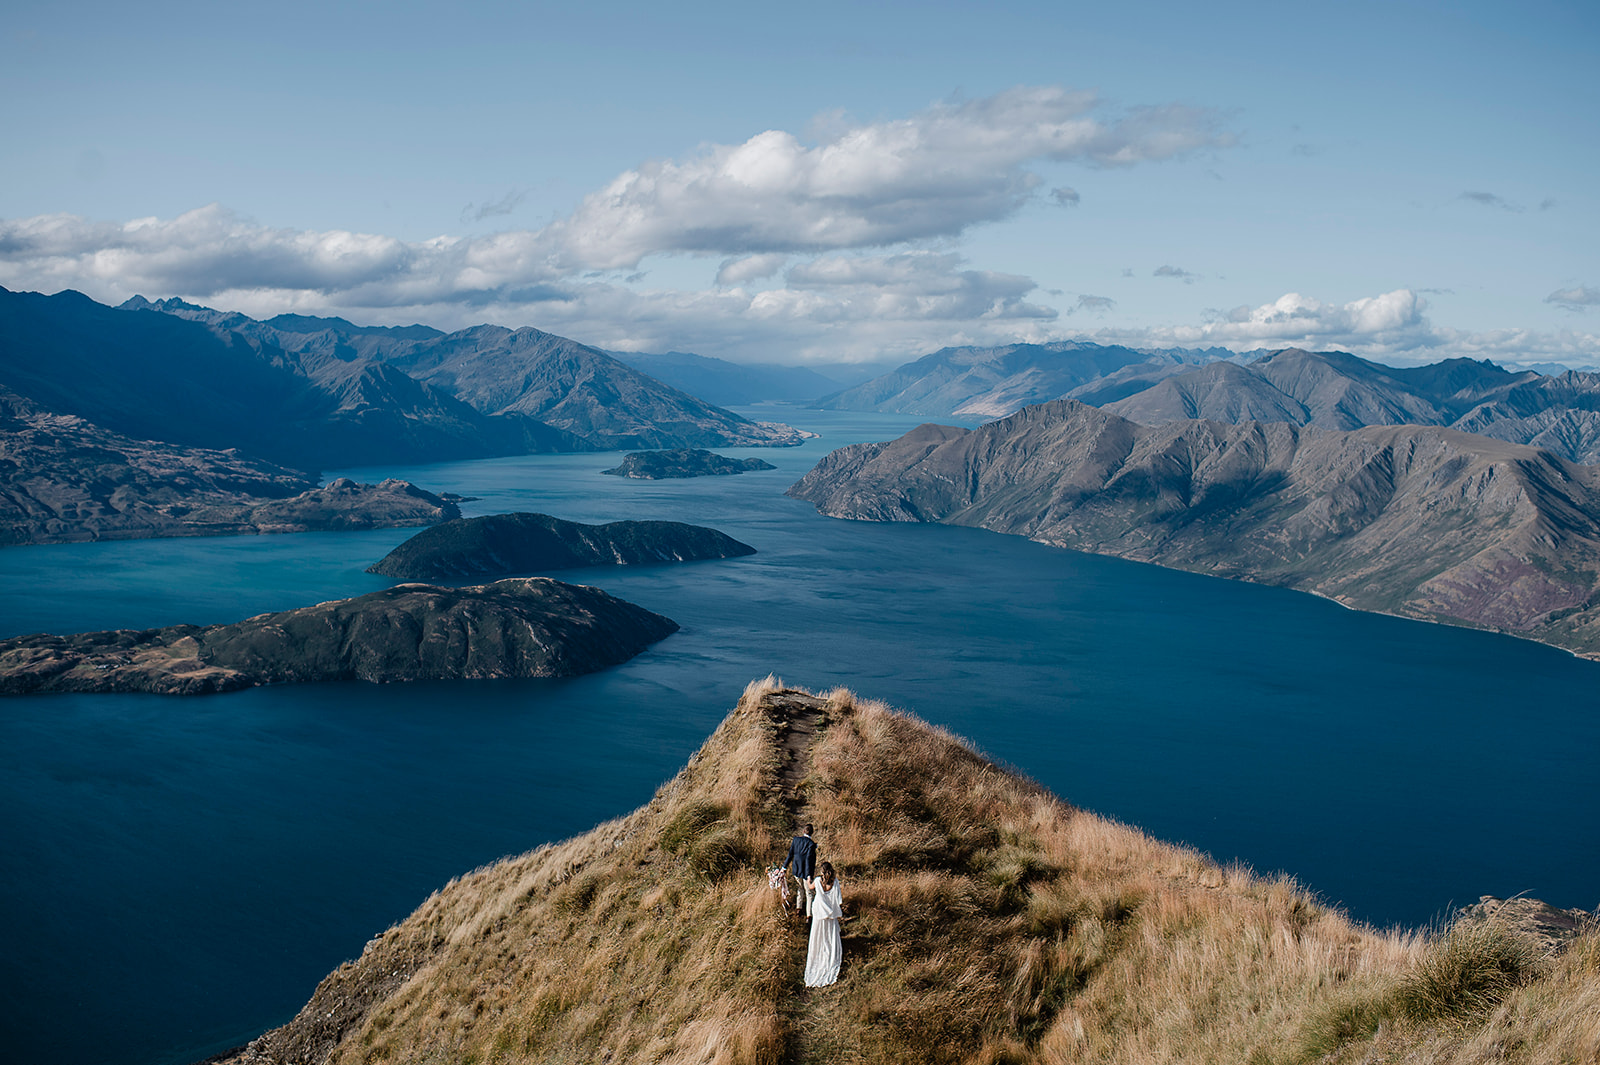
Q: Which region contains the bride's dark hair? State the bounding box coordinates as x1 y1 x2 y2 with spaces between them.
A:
819 861 836 890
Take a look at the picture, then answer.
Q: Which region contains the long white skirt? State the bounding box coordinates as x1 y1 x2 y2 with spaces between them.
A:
804 916 842 987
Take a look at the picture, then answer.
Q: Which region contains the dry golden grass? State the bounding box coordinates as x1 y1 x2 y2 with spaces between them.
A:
225 682 1600 1065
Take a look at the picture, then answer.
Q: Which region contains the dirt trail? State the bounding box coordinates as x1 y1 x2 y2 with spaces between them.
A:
761 689 827 820
758 690 856 1065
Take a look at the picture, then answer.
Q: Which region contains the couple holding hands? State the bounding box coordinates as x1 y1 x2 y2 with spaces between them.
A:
779 823 842 988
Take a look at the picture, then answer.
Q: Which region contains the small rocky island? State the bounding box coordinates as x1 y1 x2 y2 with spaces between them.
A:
0 578 678 695
367 512 756 581
600 448 777 479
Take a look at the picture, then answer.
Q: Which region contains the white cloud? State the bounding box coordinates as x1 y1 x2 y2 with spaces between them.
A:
1459 190 1522 212
532 86 1229 269
350 252 1061 365
1088 288 1600 368
0 205 437 304
0 84 1230 316
1153 264 1197 283
1154 289 1430 346
714 253 788 287
1546 285 1600 312
461 189 526 224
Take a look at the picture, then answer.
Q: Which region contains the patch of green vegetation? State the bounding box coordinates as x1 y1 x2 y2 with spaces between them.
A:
1395 920 1540 1022
660 800 729 853
1295 991 1395 1060
688 823 753 881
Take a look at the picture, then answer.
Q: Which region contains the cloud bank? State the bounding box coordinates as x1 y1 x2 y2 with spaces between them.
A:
0 85 1228 310
1089 289 1600 367
0 85 1591 368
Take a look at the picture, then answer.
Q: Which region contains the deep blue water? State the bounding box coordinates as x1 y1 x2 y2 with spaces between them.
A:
2 408 1597 1065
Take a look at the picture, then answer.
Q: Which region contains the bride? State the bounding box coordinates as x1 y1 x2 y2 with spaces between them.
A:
803 861 843 987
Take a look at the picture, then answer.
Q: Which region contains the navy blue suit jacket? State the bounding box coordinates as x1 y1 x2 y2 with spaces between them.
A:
784 833 816 878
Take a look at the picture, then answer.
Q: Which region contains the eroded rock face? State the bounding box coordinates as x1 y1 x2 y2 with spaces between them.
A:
366 513 756 581
600 448 777 479
788 399 1600 657
0 578 678 695
1456 896 1595 955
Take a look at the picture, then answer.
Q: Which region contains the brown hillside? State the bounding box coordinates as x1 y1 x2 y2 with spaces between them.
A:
217 681 1600 1065
787 401 1600 658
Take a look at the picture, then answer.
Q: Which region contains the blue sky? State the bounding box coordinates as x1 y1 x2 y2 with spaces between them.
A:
2 0 1596 367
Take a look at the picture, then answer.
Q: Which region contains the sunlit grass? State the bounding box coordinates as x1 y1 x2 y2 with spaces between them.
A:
228 682 1599 1065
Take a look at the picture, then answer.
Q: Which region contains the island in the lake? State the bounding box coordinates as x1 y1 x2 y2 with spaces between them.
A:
0 578 677 695
366 512 756 581
213 681 1598 1065
600 448 778 479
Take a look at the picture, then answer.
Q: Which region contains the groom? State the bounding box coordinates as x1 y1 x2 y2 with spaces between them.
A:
783 823 817 918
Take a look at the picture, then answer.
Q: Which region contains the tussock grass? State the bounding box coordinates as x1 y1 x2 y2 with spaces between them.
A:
1394 916 1542 1022
226 684 1600 1065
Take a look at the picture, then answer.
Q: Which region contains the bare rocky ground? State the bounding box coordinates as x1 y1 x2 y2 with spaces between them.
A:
1456 895 1597 955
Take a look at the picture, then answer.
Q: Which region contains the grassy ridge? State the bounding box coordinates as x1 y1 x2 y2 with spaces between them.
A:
221 681 1599 1064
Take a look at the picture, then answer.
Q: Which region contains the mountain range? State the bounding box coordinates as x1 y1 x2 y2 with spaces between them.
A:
0 287 803 478
129 295 805 452
789 399 1600 658
810 337 1600 467
1103 347 1600 465
0 286 813 544
811 340 1232 418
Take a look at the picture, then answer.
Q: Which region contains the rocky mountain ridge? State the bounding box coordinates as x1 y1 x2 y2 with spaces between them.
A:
811 339 1199 418
0 287 585 471
788 399 1600 657
1097 347 1600 465
134 295 805 451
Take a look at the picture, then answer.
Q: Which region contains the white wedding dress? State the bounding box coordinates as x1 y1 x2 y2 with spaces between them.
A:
803 878 843 987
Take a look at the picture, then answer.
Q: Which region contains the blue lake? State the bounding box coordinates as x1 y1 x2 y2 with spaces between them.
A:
2 408 1597 1065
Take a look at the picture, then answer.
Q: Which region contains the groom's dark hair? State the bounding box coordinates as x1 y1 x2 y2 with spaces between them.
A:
804 823 814 835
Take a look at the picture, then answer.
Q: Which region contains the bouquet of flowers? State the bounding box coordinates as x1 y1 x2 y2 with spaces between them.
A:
766 865 792 907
